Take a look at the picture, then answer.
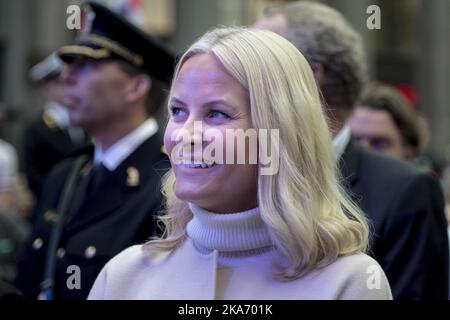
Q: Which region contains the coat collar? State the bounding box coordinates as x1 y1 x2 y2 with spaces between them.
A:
338 138 364 205
63 133 168 235
139 239 218 299
93 118 159 171
339 138 361 187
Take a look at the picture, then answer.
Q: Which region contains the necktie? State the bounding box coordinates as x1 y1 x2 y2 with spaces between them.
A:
88 163 109 194
64 162 108 221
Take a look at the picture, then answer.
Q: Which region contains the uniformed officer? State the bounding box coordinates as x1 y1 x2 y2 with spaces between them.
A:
15 2 175 300
25 53 87 199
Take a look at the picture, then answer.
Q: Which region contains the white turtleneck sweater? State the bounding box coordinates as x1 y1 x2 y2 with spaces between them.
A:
186 203 275 299
186 203 273 258
88 204 392 300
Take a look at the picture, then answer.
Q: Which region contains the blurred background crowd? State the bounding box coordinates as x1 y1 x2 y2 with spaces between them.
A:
0 0 449 299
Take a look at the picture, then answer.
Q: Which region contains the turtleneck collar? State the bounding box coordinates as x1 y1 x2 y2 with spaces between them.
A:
186 203 273 257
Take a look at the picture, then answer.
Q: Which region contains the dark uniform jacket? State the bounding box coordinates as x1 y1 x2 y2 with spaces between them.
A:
340 139 449 299
16 133 168 300
23 112 85 198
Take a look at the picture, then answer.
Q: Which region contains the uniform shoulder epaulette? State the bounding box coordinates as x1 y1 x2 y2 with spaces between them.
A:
42 112 59 130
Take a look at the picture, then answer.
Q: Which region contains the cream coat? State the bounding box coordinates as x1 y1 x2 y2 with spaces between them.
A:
88 239 392 300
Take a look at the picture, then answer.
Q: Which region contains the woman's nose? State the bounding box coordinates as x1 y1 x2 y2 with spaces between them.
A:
176 119 204 146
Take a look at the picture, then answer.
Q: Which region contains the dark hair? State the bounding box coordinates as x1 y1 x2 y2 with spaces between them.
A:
264 2 367 112
358 83 424 151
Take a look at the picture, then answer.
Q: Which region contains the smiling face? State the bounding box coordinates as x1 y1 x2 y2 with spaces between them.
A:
164 53 258 213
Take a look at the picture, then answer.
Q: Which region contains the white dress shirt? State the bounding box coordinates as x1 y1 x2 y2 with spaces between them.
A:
332 124 351 160
93 118 158 171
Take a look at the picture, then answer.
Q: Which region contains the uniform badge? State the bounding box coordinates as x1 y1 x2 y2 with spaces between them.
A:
126 167 140 187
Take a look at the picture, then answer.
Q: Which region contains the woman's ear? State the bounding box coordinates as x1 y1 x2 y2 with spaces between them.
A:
125 74 152 104
311 63 325 88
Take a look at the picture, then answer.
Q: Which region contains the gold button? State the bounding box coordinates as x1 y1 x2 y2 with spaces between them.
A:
56 248 65 259
44 210 58 223
85 246 96 259
32 238 43 250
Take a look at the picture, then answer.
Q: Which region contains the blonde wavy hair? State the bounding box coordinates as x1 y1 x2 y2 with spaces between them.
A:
144 27 369 280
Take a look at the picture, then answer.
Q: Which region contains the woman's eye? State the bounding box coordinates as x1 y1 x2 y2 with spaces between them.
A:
170 107 180 115
170 106 187 119
207 110 230 120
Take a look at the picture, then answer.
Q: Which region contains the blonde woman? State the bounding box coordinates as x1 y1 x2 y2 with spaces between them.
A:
88 27 392 300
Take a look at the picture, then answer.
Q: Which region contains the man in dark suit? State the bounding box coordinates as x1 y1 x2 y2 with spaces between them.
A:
256 1 449 299
340 140 448 298
16 2 174 300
